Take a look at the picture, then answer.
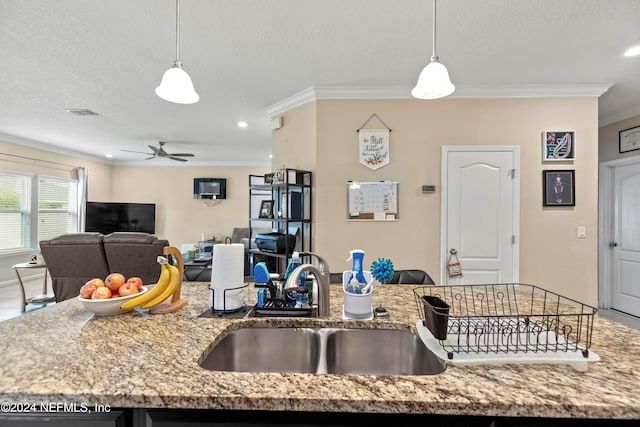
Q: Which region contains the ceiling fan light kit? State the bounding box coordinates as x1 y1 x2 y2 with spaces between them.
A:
412 0 455 100
156 0 199 104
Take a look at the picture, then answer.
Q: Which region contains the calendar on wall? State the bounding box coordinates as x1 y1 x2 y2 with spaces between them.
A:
347 181 398 220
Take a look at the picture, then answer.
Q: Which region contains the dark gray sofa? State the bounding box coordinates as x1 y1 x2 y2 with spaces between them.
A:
40 232 169 302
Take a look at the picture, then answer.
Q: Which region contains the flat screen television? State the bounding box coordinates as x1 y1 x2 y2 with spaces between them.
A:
193 178 227 199
85 202 156 234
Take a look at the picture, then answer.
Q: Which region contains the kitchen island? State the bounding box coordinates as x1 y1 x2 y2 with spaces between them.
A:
0 282 638 426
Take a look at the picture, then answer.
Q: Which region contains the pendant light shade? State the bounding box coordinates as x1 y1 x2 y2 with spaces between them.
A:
155 0 199 104
156 60 199 104
411 57 455 99
411 0 455 100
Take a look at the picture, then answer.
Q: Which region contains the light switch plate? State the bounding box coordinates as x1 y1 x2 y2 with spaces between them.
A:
578 226 586 238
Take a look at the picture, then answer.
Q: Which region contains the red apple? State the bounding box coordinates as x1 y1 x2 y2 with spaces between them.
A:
92 286 112 299
105 273 125 292
86 277 105 287
110 292 121 298
118 281 139 297
126 277 143 291
80 281 98 299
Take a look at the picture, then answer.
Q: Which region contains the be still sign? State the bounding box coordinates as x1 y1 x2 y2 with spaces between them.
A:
359 129 390 170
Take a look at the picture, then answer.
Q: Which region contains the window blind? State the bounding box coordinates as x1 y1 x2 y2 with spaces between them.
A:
0 171 78 254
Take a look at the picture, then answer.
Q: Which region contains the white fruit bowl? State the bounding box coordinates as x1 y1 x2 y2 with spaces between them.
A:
78 286 148 316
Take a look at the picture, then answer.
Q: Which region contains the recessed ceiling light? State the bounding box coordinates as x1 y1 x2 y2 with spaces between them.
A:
105 153 113 158
237 121 248 128
269 154 273 158
624 46 640 57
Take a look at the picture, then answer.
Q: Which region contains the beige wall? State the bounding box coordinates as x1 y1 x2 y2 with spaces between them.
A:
599 114 640 162
0 139 113 194
272 101 317 171
109 165 269 247
273 97 599 304
1 95 604 305
0 138 269 284
0 139 113 279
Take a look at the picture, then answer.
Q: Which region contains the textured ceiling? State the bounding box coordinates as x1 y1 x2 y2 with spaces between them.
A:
0 0 638 166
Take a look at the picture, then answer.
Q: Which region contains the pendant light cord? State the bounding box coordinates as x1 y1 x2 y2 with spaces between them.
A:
175 0 181 62
432 0 437 60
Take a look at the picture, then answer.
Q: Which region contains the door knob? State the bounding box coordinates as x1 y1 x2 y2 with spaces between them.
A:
609 242 618 247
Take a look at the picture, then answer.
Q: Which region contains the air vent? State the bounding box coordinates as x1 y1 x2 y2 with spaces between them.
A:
66 109 99 116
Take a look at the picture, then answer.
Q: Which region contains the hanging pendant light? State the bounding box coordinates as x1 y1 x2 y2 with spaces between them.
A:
411 0 455 99
155 0 199 104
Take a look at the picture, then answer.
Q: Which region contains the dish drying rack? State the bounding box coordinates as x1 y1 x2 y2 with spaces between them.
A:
413 284 600 371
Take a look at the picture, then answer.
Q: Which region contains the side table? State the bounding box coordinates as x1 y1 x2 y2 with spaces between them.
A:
12 262 56 313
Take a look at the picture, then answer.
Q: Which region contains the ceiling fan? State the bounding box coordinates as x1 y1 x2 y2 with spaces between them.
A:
121 141 195 162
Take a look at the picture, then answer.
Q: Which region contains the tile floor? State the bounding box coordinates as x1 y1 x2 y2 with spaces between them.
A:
1 277 639 330
0 272 56 322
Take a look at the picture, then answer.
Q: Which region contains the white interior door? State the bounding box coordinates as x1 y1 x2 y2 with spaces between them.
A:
441 147 519 284
610 162 640 316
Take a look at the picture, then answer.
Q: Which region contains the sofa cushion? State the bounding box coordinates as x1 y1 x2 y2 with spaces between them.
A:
102 232 160 244
48 232 104 245
230 227 248 244
40 233 110 302
103 232 169 285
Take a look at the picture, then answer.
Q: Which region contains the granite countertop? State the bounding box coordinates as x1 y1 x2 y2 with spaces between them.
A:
0 282 639 420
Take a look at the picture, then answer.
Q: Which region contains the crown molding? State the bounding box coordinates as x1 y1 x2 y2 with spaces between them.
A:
0 131 110 166
599 104 640 127
265 84 613 118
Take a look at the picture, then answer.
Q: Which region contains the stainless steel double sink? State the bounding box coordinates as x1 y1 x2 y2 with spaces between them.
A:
199 327 446 375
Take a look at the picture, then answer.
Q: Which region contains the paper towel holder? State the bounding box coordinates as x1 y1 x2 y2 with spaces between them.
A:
209 283 249 315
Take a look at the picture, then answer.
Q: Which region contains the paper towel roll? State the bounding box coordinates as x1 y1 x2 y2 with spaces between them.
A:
210 243 245 310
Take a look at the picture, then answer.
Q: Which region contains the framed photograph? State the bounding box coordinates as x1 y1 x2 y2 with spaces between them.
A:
543 131 575 161
542 170 575 207
264 172 274 184
619 126 640 153
258 200 274 218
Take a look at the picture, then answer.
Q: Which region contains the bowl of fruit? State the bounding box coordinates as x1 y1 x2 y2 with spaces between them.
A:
78 273 148 316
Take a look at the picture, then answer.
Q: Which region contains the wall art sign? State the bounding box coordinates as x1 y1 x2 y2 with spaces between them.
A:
543 131 575 161
619 125 640 153
359 129 390 170
542 170 575 207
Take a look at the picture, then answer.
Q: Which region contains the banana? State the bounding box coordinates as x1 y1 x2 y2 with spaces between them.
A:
140 263 180 309
120 263 171 311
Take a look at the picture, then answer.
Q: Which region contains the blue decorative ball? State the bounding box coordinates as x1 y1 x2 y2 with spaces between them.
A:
371 258 394 284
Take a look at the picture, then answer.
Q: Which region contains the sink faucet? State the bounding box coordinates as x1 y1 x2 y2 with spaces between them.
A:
305 252 330 282
284 253 331 317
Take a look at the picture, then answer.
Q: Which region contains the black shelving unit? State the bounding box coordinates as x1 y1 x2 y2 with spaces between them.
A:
248 168 312 276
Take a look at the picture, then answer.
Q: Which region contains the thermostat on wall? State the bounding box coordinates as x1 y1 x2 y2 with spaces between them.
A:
422 185 436 193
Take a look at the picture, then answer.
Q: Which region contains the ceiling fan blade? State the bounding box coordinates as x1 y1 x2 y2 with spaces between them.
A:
121 149 153 155
145 156 156 160
167 155 189 162
148 145 160 155
168 153 194 157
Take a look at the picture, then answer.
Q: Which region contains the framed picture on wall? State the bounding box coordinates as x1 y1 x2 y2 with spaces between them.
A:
542 170 575 207
619 126 640 153
543 131 575 161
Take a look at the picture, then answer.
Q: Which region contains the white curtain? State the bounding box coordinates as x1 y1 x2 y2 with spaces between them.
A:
73 167 88 232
